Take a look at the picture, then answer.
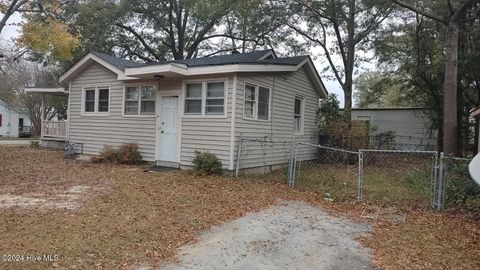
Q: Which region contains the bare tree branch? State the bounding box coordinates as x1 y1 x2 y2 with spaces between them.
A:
115 24 161 61
391 0 449 23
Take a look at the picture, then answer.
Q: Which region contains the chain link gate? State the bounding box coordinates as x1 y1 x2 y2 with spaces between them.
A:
288 143 445 209
359 149 439 208
288 142 362 202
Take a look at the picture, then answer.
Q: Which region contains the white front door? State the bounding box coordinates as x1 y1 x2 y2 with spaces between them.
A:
158 96 178 162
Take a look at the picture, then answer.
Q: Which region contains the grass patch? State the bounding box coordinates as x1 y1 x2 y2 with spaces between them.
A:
295 160 433 208
363 166 432 208
296 162 358 201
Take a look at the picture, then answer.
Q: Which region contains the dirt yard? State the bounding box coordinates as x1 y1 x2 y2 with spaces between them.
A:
0 146 479 269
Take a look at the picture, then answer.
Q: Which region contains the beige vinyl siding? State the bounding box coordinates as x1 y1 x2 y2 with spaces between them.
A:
68 63 157 161
234 66 319 169
180 75 234 169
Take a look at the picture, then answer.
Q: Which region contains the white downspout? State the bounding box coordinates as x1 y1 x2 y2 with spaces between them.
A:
229 73 238 171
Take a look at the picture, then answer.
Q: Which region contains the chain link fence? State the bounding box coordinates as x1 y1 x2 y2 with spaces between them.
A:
235 135 293 177
234 136 478 212
441 157 480 212
290 145 438 208
360 149 438 209
292 143 361 202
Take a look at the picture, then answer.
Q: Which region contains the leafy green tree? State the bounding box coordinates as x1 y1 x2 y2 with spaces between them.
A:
391 0 479 155
65 0 289 62
318 94 344 128
354 71 412 108
277 0 393 124
372 3 480 152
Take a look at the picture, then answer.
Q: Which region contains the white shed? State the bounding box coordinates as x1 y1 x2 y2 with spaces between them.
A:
350 108 437 150
0 99 31 137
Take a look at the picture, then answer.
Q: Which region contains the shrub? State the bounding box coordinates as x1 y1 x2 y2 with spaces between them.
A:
30 140 40 148
99 145 119 163
97 144 143 165
117 143 143 165
192 151 223 175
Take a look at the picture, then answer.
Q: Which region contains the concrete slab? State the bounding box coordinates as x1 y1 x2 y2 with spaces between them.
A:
154 201 373 270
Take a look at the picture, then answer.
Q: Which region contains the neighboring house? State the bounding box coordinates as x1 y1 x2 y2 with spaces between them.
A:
0 99 31 138
52 49 327 171
472 107 480 153
350 108 437 150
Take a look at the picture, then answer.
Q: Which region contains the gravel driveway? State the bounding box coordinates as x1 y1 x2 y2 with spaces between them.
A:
155 201 373 270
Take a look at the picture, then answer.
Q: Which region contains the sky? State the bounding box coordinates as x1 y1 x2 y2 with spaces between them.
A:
0 12 348 107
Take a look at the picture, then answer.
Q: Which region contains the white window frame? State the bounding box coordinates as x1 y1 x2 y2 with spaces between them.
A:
242 81 271 121
122 84 157 117
293 96 305 134
184 80 204 115
182 78 228 118
81 85 111 116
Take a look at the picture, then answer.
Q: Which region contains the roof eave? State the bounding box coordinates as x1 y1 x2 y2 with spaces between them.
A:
59 53 139 83
124 58 328 97
301 57 328 98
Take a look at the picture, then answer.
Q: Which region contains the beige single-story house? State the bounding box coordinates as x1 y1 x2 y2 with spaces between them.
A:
350 108 437 150
37 50 327 171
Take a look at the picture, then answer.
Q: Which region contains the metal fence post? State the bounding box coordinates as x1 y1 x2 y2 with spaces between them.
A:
288 137 296 187
235 133 243 177
357 150 364 202
436 152 445 210
431 152 439 209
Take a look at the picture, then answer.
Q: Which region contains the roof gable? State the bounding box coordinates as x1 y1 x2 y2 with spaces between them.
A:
59 52 140 83
90 52 145 69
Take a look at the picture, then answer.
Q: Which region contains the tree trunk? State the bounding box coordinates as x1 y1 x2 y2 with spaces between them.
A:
343 0 356 126
443 21 459 156
457 81 464 154
343 82 353 124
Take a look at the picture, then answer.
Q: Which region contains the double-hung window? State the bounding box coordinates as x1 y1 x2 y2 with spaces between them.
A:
184 80 226 116
83 86 110 114
124 84 156 116
243 83 270 120
185 83 203 114
293 96 303 132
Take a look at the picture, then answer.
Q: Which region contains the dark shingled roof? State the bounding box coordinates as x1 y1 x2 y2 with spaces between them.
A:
91 50 308 70
91 52 145 69
256 55 308 65
169 49 274 67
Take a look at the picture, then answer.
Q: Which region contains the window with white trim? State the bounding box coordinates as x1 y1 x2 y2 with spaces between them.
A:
243 83 270 120
206 82 225 114
124 84 156 115
293 96 303 132
184 80 226 115
185 83 202 114
98 88 109 112
83 86 110 114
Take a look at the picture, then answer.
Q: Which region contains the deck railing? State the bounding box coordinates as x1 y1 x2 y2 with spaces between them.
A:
41 120 67 139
